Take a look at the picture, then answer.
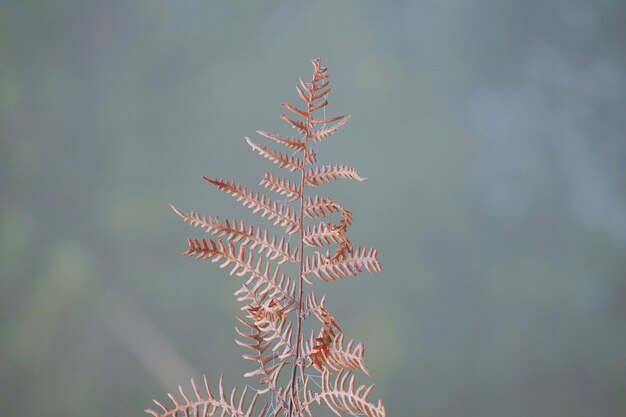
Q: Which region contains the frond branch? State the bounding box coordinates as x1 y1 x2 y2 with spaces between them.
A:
256 130 306 153
203 177 299 234
303 222 344 248
305 332 371 377
311 116 350 142
259 172 302 203
184 238 297 307
171 204 298 264
301 371 385 417
234 314 291 403
145 375 270 417
303 247 381 282
246 137 304 172
305 164 366 187
280 113 309 136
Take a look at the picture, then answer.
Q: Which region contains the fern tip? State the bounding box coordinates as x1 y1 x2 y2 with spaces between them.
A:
245 136 259 150
202 176 218 186
170 203 183 216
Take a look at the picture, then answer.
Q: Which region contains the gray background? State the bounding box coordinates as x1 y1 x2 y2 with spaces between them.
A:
1 1 625 416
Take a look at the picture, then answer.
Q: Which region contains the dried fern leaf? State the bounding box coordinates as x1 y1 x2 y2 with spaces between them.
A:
312 78 329 90
301 293 341 332
311 116 350 142
311 60 329 82
301 371 385 417
235 316 291 400
309 99 328 112
311 87 331 102
305 164 366 186
304 148 317 165
233 260 297 308
203 178 299 234
256 130 306 152
303 222 344 248
260 172 302 203
303 196 352 225
305 332 371 377
254 314 294 359
239 297 295 362
311 115 345 125
171 205 298 264
280 113 309 135
303 247 381 282
246 137 304 172
237 283 296 322
304 328 333 376
281 102 309 118
164 58 386 417
295 82 310 103
299 77 313 93
145 375 268 417
302 198 355 263
184 238 297 307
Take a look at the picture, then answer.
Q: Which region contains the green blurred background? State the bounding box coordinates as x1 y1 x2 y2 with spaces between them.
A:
1 1 625 416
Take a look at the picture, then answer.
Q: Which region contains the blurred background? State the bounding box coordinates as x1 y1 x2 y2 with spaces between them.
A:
1 1 625 416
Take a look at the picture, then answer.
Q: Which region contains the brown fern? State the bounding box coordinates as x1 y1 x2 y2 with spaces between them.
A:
147 59 385 417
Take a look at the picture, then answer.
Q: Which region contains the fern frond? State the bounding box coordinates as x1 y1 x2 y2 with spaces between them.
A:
235 278 297 319
311 116 350 142
309 99 328 113
312 82 329 94
295 80 311 104
163 58 386 417
235 316 291 399
238 292 296 363
303 247 381 282
304 148 317 165
233 255 298 308
311 115 345 125
249 309 295 360
305 164 366 187
259 172 301 202
301 197 355 264
301 293 341 332
311 59 329 83
303 222 343 248
171 205 298 264
301 371 385 417
280 113 309 136
203 178 299 233
281 102 308 119
303 196 352 224
311 87 331 102
301 293 369 378
183 237 256 277
235 284 295 362
246 137 304 172
145 375 268 417
304 327 335 376
185 238 297 306
305 332 371 377
256 130 306 152
234 318 271 369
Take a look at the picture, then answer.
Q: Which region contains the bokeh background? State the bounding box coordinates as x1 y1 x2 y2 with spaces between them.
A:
1 1 625 416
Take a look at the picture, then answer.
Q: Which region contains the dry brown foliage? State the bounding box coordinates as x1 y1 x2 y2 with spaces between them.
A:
147 59 385 417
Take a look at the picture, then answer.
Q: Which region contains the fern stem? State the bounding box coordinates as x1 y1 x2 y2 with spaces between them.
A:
289 135 306 417
288 171 305 415
289 75 316 417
